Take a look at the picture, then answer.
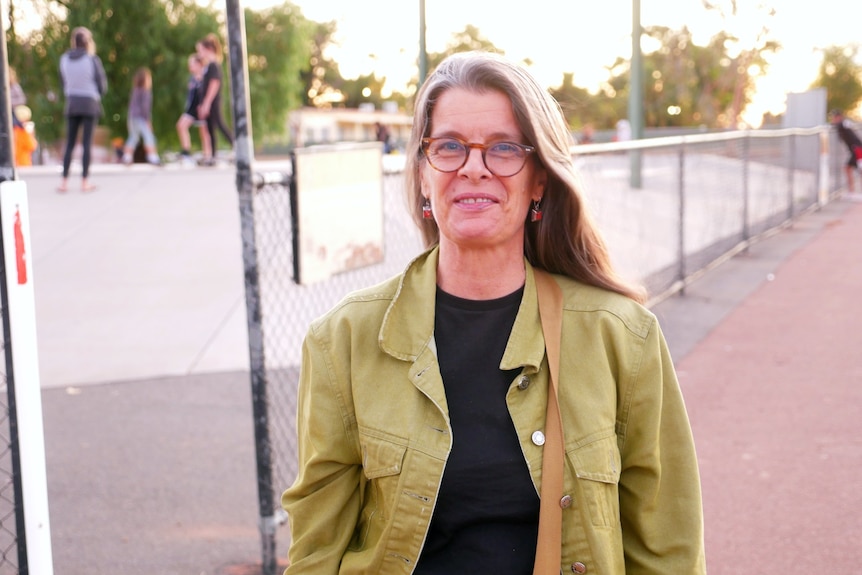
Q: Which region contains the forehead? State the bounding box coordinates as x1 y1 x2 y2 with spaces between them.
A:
430 87 521 139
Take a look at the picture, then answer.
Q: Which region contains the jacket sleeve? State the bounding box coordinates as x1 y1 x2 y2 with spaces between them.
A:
617 317 707 574
282 325 363 574
93 56 108 96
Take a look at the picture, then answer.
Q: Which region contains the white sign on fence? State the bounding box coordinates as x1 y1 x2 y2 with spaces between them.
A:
1 180 54 574
293 142 385 285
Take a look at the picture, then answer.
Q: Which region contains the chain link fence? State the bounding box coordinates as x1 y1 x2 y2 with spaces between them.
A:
1 290 23 575
243 126 843 571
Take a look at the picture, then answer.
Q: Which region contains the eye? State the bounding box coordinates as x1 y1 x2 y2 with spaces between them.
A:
488 142 523 156
434 139 466 155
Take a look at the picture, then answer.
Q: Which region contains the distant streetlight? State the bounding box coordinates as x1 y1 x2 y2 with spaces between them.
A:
418 0 427 87
629 0 643 188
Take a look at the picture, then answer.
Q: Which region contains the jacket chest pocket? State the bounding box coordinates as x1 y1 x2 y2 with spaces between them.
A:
568 435 622 528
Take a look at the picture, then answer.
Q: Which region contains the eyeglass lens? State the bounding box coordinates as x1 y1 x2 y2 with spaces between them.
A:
424 138 530 177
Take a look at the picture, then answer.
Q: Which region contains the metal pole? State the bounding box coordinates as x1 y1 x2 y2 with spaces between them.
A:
787 134 795 219
0 22 30 573
628 0 643 189
677 144 686 293
742 133 750 244
223 2 277 574
418 0 427 87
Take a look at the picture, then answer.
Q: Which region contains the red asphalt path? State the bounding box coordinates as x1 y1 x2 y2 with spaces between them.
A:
677 201 862 574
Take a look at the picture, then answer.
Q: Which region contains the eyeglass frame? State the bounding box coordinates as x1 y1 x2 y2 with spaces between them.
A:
420 136 537 177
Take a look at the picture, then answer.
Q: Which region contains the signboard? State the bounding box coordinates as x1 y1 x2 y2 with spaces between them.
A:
0 180 54 574
292 142 384 285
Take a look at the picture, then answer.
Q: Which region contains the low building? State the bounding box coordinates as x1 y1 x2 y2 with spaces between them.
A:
288 104 413 152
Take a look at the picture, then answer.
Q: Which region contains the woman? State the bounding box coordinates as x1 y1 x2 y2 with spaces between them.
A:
58 26 107 192
122 67 161 165
196 33 233 165
283 51 706 574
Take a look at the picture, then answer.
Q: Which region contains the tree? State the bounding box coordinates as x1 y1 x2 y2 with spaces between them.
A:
549 72 624 131
605 25 778 129
244 2 315 146
811 45 862 116
425 24 503 76
300 19 341 108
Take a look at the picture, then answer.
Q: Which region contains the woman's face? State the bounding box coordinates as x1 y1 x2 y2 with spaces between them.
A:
421 87 546 255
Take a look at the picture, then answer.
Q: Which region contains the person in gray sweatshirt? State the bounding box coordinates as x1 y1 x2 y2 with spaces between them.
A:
58 26 108 192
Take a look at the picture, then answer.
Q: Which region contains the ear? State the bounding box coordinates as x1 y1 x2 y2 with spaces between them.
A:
532 167 548 202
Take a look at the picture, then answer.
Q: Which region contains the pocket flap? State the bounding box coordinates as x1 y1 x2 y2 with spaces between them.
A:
362 438 407 479
571 435 621 484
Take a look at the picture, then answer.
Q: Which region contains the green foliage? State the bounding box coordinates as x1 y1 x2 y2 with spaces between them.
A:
244 3 314 146
425 25 503 79
549 72 625 131
602 25 779 129
811 45 862 116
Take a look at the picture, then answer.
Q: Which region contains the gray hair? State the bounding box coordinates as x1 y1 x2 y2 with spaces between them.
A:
404 51 644 301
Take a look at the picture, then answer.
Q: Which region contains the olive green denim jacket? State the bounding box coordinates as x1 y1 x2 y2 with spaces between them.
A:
282 247 706 574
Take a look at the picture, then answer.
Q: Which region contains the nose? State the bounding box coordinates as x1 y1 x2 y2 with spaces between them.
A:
459 147 491 177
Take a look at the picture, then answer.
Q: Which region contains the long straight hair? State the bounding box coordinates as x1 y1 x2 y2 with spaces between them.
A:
405 51 645 303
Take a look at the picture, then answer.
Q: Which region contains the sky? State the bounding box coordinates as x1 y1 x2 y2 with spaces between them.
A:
241 0 862 127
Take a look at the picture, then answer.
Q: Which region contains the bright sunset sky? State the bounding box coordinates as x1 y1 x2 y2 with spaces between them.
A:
242 0 862 126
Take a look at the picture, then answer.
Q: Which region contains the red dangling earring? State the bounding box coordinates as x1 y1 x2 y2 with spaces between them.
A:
422 198 433 220
530 199 543 222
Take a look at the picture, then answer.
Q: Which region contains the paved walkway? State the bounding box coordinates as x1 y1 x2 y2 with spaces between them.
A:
666 197 862 574
12 162 862 573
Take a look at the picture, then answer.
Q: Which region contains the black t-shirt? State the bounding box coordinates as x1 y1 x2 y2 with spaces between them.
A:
836 119 862 150
202 61 222 107
414 286 539 574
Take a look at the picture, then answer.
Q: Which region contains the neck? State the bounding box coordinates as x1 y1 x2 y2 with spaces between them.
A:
436 242 526 300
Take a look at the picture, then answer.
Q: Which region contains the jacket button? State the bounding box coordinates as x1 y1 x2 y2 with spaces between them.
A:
559 494 573 508
517 375 530 390
531 430 546 446
571 562 587 573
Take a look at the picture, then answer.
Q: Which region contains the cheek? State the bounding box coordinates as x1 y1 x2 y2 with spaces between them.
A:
420 164 444 198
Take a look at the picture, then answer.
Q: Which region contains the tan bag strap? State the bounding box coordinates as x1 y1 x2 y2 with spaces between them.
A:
532 269 565 575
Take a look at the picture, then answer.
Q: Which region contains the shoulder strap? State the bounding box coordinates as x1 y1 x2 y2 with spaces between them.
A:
532 269 565 575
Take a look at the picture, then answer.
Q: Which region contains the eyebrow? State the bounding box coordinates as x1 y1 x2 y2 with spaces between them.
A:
429 131 527 143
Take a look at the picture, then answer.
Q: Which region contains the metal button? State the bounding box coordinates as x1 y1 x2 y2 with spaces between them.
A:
531 430 546 446
517 375 530 390
571 562 587 573
559 494 573 508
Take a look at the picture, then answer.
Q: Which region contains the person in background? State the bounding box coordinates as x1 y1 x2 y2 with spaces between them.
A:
176 53 211 166
196 33 233 166
58 26 107 192
12 105 38 167
8 66 27 128
122 67 161 166
282 51 706 574
830 109 862 194
375 121 393 153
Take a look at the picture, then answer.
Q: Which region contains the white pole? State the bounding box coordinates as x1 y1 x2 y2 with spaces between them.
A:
0 180 54 574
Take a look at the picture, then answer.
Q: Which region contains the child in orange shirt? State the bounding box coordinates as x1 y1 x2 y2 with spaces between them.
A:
12 105 38 167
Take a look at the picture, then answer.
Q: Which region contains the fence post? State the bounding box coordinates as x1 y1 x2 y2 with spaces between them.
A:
0 29 27 575
818 129 829 206
742 132 750 244
224 1 278 573
787 134 795 219
676 142 686 294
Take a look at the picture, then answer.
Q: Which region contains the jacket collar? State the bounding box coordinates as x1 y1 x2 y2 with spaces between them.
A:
379 246 547 374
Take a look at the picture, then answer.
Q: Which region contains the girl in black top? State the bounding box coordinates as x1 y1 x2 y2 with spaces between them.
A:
196 33 233 165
